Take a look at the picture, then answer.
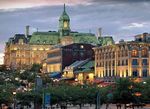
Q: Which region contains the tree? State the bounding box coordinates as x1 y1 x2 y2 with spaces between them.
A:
113 78 133 104
30 64 42 73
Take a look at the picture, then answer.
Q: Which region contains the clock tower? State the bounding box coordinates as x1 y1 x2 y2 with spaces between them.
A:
59 4 70 37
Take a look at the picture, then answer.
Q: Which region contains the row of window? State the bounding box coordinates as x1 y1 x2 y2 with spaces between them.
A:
131 49 148 57
132 59 148 65
96 49 148 60
97 59 128 67
96 59 148 67
98 69 148 77
13 48 50 51
132 70 148 77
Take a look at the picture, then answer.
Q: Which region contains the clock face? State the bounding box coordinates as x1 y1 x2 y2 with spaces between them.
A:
64 21 68 28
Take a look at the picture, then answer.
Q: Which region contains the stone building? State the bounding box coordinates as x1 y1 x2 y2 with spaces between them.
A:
94 33 150 82
63 59 94 84
43 43 94 73
4 4 114 69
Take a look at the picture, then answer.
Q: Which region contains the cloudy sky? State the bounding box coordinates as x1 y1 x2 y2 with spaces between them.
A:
0 0 150 64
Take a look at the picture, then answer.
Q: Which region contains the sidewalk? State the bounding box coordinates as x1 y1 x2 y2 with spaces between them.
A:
65 104 150 109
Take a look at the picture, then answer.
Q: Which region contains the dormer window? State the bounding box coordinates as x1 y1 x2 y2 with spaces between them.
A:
37 40 40 43
43 40 46 44
142 48 148 57
19 39 24 45
131 49 138 57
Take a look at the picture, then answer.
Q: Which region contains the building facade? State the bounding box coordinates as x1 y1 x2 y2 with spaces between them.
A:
63 59 94 84
43 43 94 73
4 4 114 69
94 33 150 82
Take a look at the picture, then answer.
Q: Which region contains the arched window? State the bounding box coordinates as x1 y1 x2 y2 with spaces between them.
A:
141 48 148 57
131 49 138 57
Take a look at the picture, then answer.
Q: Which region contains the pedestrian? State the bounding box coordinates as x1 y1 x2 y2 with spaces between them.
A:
106 102 109 109
116 103 121 109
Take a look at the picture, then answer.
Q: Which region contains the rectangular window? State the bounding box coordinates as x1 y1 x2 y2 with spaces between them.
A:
132 59 138 65
132 70 138 77
126 70 128 77
126 60 128 65
142 59 148 66
142 69 148 77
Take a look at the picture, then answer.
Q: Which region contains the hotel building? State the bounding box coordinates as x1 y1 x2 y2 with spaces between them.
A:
94 33 150 82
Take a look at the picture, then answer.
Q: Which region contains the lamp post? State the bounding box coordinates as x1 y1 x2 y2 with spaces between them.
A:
13 91 16 109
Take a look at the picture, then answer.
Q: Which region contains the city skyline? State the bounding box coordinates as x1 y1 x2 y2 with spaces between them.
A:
0 0 150 64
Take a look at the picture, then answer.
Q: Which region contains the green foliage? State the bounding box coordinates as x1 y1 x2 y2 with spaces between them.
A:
16 92 42 106
43 84 99 106
0 84 16 105
30 64 41 73
113 78 133 103
141 78 150 102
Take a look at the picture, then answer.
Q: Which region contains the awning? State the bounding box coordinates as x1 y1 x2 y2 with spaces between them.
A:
49 72 61 78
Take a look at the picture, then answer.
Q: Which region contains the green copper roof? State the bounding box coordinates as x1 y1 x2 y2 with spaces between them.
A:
75 60 94 73
72 34 99 44
29 31 59 45
98 36 114 46
59 4 70 21
81 60 94 68
29 31 100 45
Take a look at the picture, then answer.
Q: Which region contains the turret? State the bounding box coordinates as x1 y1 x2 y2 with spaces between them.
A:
59 4 70 37
97 28 102 38
25 25 30 37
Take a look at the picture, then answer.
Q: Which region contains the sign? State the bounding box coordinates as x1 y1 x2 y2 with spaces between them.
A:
43 93 51 107
96 92 101 109
35 77 43 91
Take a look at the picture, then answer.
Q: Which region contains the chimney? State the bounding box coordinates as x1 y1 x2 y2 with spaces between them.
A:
97 28 102 38
25 25 30 37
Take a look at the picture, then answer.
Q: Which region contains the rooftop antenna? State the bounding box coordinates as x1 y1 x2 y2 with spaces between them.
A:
25 25 30 37
89 29 91 33
64 4 66 12
37 28 38 32
97 28 102 38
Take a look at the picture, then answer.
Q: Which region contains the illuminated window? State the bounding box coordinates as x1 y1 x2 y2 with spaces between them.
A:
80 45 84 49
64 21 68 28
141 49 148 57
19 39 24 45
132 49 138 57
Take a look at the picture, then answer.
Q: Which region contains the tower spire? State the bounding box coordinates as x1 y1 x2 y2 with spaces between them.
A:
64 4 66 12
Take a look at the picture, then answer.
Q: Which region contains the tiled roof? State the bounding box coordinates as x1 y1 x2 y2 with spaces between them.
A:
75 60 94 73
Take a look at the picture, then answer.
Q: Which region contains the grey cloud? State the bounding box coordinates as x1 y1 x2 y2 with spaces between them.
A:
0 1 150 53
89 0 150 4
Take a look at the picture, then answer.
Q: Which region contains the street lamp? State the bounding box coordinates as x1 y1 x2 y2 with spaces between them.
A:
13 91 16 109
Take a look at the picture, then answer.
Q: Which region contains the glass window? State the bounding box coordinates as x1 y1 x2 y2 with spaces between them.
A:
112 60 115 66
109 70 111 76
132 59 138 65
142 69 148 77
118 61 120 66
131 49 138 57
126 60 128 65
112 70 115 76
126 70 128 77
132 70 138 77
142 49 148 57
106 70 108 77
142 59 148 65
122 60 124 66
